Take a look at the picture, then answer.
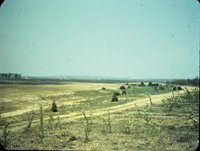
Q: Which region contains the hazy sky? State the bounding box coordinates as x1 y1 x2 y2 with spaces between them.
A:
0 0 199 79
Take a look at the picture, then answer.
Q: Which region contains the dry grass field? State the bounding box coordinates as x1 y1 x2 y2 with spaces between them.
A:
0 81 199 150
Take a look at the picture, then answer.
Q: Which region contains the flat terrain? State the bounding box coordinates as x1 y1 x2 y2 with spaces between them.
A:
0 81 199 150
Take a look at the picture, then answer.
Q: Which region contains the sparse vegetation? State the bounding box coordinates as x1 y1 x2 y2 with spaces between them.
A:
39 105 44 138
143 104 152 125
0 81 198 150
167 77 199 86
121 113 133 134
101 111 112 133
146 94 152 105
82 111 92 142
25 110 34 131
56 114 62 130
47 111 54 130
1 122 9 147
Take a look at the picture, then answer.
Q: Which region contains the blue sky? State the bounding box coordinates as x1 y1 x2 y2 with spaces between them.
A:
0 0 199 79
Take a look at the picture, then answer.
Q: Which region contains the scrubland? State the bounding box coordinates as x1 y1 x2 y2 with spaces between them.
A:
0 81 199 150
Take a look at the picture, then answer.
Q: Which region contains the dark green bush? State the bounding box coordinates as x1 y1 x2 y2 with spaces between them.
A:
122 90 127 95
159 86 165 90
173 86 177 91
111 95 118 102
139 82 145 86
113 92 120 96
177 86 182 90
51 101 58 112
120 85 126 89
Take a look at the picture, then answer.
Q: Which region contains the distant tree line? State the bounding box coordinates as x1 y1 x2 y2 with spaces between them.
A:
0 73 21 80
167 77 199 86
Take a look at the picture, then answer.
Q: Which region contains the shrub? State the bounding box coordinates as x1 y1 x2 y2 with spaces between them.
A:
177 86 182 90
148 82 159 87
148 82 152 86
173 86 177 91
159 86 165 90
51 101 58 112
154 86 158 91
113 92 120 96
120 85 126 89
139 82 145 86
122 90 127 95
161 92 178 113
143 104 152 125
111 95 118 102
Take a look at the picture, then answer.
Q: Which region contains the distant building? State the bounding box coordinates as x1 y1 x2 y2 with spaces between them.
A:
0 73 21 80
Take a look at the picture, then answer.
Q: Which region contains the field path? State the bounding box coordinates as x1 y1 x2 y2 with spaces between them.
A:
59 89 186 122
7 88 192 132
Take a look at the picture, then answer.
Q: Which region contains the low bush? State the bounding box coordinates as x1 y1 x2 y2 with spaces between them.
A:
111 95 118 102
139 82 145 86
122 90 127 95
120 85 126 89
177 86 182 90
51 101 58 112
113 92 120 96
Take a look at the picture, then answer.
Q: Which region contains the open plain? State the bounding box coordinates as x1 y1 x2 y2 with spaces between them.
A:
0 81 199 150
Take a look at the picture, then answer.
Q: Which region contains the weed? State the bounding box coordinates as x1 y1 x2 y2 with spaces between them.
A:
2 122 9 147
101 111 112 133
134 103 142 117
184 87 195 100
161 92 178 113
187 108 199 129
39 105 44 138
143 104 152 125
25 110 34 131
82 111 92 142
47 111 54 130
104 111 112 133
56 114 62 130
146 94 152 105
121 113 133 134
107 111 112 133
143 111 151 125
